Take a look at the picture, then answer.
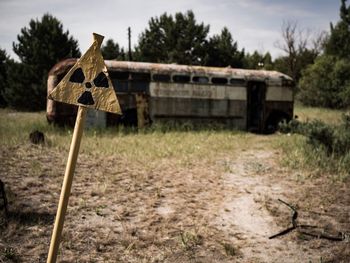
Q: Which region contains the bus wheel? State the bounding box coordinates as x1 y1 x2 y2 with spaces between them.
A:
265 112 289 134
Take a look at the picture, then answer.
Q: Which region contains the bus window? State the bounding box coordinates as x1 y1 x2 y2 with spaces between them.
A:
230 78 246 86
282 79 294 87
193 76 209 83
173 75 191 83
109 71 129 80
131 72 151 81
153 74 171 82
212 77 228 84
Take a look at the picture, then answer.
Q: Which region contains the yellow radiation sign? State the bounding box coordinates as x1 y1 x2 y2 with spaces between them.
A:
48 33 121 114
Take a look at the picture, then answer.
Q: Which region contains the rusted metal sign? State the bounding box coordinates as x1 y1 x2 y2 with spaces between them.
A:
48 34 121 114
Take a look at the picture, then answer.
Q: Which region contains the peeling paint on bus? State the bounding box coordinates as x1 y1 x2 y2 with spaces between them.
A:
47 60 294 133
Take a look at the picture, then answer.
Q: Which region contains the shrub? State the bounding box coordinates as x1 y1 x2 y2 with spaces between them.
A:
280 114 350 158
279 115 350 177
298 55 350 108
278 118 302 134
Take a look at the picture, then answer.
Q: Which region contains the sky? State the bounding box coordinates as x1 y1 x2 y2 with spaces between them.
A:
0 0 340 61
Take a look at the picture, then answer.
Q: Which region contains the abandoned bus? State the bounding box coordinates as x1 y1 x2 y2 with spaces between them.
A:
47 59 294 133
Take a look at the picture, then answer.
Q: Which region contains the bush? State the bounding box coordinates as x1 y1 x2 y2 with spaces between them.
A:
331 115 350 156
278 118 302 134
304 120 335 155
280 114 350 157
279 115 350 177
279 119 335 153
298 55 350 108
279 114 350 177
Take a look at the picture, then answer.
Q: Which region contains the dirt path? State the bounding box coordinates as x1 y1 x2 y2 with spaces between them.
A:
1 142 349 262
213 149 322 262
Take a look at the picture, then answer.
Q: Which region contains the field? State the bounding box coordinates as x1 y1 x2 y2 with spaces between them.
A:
1 105 350 262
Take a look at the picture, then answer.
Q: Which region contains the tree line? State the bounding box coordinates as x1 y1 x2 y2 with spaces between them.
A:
0 0 349 111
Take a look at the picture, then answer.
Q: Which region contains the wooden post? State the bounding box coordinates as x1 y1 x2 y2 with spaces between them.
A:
47 106 87 263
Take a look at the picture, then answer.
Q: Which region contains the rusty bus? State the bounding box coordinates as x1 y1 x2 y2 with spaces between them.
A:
47 59 294 133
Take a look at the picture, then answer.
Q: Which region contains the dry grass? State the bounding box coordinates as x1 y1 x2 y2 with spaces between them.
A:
276 104 350 180
294 102 345 125
0 109 252 161
1 106 350 262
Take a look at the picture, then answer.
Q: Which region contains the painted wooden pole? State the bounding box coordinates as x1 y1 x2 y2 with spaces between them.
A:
47 106 87 263
46 32 121 262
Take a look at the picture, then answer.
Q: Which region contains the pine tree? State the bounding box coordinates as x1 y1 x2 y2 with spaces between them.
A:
0 48 8 107
244 51 273 70
205 27 245 68
298 0 350 108
326 0 350 59
5 61 44 110
298 55 350 108
134 15 171 63
135 11 209 65
101 39 125 60
171 11 209 65
4 13 81 110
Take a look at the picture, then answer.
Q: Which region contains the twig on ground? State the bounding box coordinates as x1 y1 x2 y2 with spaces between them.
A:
269 199 347 242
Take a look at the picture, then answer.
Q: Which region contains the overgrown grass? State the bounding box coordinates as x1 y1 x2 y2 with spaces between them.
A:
294 102 345 125
0 109 55 145
2 104 348 179
0 109 254 167
277 104 350 180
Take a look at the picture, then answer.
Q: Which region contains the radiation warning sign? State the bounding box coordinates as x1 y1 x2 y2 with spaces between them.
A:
47 33 122 263
48 33 121 114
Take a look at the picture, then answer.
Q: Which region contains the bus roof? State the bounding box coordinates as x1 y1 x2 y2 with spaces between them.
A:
49 58 293 82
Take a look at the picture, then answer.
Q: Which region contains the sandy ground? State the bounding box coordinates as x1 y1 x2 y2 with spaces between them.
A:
1 139 350 262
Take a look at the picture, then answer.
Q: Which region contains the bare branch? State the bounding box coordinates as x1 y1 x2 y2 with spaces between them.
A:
275 20 298 55
311 30 328 55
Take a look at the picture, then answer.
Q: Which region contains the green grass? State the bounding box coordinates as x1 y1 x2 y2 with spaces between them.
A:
0 109 52 145
1 105 349 261
277 104 350 179
0 108 254 167
1 104 347 177
1 247 19 263
294 102 345 125
276 133 350 180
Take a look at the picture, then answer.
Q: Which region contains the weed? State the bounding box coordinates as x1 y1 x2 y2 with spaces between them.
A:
0 110 253 177
30 160 43 177
277 105 350 178
293 102 345 125
179 231 203 251
1 105 349 261
95 205 107 217
1 247 19 262
222 242 236 256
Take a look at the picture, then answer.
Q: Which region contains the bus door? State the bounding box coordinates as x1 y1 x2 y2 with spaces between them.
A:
247 81 266 133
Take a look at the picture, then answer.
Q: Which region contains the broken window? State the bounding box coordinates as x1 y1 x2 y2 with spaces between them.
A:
173 75 191 83
281 79 294 87
109 71 130 81
153 74 171 82
192 76 209 83
212 77 228 84
131 72 151 81
230 78 246 86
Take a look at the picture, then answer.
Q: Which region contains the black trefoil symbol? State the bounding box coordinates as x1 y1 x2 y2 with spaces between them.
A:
69 67 109 105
